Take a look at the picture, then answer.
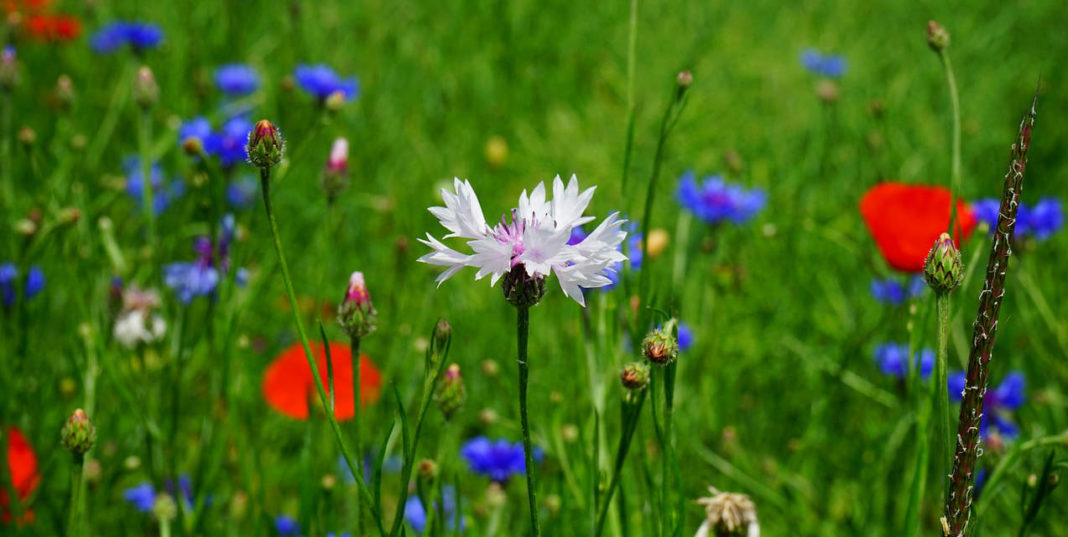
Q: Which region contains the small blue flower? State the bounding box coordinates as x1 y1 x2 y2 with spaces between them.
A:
677 322 694 352
461 436 542 483
123 482 156 513
971 198 1000 231
800 48 847 78
0 262 17 308
227 175 259 209
870 275 925 305
874 343 933 379
90 22 163 53
124 157 184 214
274 514 299 536
178 117 213 145
405 485 464 534
972 197 1063 241
326 533 351 537
204 115 252 168
676 172 765 225
235 267 250 287
949 371 1025 439
165 238 220 304
294 64 359 101
25 266 44 299
214 64 260 96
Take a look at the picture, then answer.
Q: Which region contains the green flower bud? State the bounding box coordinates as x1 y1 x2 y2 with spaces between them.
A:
923 232 964 294
246 119 285 170
433 363 467 420
417 458 439 480
642 327 679 365
133 66 158 109
60 408 96 460
926 20 950 52
152 493 178 522
337 271 377 338
432 318 452 355
620 361 650 391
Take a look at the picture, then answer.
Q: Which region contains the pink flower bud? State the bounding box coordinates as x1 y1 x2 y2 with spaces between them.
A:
327 137 348 173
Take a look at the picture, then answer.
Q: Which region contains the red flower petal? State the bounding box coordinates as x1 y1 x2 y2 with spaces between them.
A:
2 426 39 525
24 14 81 41
860 182 976 272
262 342 382 421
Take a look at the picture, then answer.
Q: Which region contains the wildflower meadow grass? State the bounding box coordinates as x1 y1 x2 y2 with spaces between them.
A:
2 2 1068 536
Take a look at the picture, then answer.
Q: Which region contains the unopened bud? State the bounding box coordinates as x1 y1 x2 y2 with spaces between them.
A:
923 232 964 295
432 318 452 355
321 474 337 491
816 80 839 103
544 494 562 516
322 137 349 203
152 493 178 522
621 361 651 391
645 229 670 259
246 119 284 169
60 408 97 460
676 70 693 100
133 66 158 108
926 21 950 52
642 326 679 365
481 359 499 377
58 207 81 226
17 126 35 147
337 271 377 338
433 364 467 420
479 408 498 426
560 424 579 443
182 136 203 156
417 459 439 480
55 74 75 109
324 90 347 111
14 219 36 236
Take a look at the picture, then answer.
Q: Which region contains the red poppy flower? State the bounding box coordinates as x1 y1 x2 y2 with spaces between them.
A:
25 14 81 41
860 181 976 272
263 342 382 421
2 426 39 525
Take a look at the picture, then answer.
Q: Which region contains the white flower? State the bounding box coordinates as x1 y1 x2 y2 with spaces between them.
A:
418 175 627 306
114 310 167 349
694 487 759 537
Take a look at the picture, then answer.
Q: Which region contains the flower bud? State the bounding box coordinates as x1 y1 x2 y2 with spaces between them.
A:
642 326 679 365
324 90 347 111
60 408 97 460
432 318 452 355
58 207 81 227
417 458 439 480
481 359 499 377
620 361 650 391
321 137 349 203
645 229 670 259
337 271 377 338
816 80 839 103
182 136 203 156
0 46 17 91
923 232 964 294
17 126 35 147
434 364 467 420
152 493 178 522
246 119 284 169
485 136 509 168
133 66 158 109
55 74 75 109
926 21 950 52
676 70 693 101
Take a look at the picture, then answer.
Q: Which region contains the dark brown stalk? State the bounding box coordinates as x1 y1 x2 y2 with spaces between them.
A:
942 90 1037 537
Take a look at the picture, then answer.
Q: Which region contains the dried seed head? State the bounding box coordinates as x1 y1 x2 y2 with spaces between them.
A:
696 487 759 537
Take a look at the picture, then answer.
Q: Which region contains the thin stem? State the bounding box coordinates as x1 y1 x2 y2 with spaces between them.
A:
940 52 962 231
619 0 638 194
516 305 541 537
67 459 84 537
139 107 156 250
934 293 952 500
2 91 12 222
352 335 364 537
160 518 172 537
258 168 385 535
594 391 646 537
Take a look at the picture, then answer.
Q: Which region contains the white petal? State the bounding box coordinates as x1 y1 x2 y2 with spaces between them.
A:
551 174 596 230
429 178 489 239
417 234 473 285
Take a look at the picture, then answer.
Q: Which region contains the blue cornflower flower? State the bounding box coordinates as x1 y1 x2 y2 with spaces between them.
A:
677 322 694 352
874 343 933 379
870 275 925 305
227 175 259 209
326 534 351 537
204 115 252 167
461 436 542 483
405 485 465 534
972 197 1063 241
676 172 766 225
294 64 359 101
949 371 1025 439
567 226 587 246
90 22 163 53
123 482 156 513
25 266 44 299
124 157 184 214
178 117 213 145
164 237 220 303
0 262 16 308
214 64 259 96
274 514 299 536
800 48 847 78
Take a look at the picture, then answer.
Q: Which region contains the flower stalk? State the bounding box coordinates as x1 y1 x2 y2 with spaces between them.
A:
516 305 541 537
942 90 1037 537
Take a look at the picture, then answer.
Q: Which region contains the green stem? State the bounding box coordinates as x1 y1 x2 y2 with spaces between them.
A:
139 107 156 250
516 306 541 537
258 168 385 535
934 293 952 500
619 0 638 193
160 517 172 537
594 391 646 537
67 459 84 537
352 335 364 537
940 52 962 231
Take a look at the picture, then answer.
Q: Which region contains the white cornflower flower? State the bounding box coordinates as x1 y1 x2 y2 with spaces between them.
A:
114 310 167 348
418 175 627 306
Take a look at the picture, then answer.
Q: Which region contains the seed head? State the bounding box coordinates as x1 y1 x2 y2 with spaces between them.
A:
696 487 759 537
